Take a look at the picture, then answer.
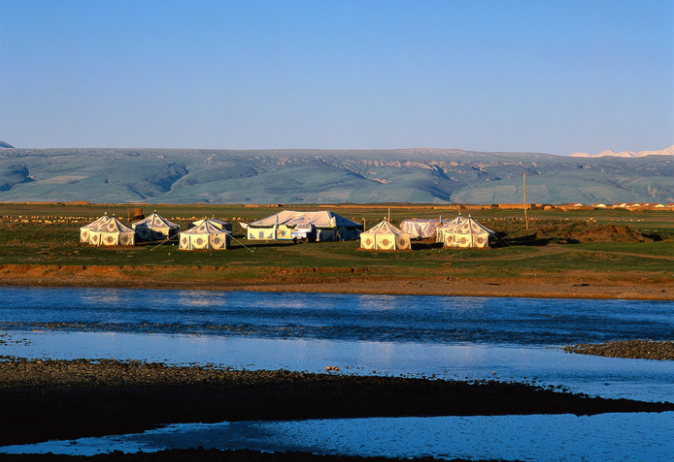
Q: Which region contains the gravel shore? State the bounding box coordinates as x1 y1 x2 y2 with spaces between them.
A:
563 340 674 360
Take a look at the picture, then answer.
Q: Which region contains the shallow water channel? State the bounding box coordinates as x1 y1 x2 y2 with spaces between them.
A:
1 286 673 460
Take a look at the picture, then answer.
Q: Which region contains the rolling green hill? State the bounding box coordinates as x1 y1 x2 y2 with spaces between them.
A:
1 147 674 204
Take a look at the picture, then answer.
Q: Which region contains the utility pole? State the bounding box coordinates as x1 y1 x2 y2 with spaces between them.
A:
523 173 529 230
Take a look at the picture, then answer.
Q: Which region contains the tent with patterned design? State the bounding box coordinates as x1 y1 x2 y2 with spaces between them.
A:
360 220 411 251
83 215 135 246
179 218 231 251
133 211 180 241
441 215 494 248
79 214 112 243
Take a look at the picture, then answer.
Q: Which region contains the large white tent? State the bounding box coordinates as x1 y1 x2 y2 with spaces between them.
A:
133 211 180 241
436 215 469 243
244 210 362 241
400 218 444 239
441 215 494 248
84 216 135 246
360 220 411 250
179 218 231 250
79 214 111 243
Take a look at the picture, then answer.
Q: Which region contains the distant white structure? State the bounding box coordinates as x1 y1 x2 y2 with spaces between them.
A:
133 211 179 241
399 218 444 239
360 220 411 250
80 215 135 246
179 218 231 250
244 210 362 241
439 215 494 249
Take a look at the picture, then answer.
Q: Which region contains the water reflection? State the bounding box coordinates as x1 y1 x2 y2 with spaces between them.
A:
3 413 674 461
3 331 673 402
1 287 673 346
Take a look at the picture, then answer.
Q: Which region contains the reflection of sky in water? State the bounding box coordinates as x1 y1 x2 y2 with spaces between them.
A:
3 413 674 461
2 287 674 459
4 331 674 402
1 287 674 346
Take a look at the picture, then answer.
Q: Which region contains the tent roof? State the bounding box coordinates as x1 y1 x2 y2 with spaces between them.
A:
182 220 230 235
81 214 111 230
249 210 361 228
95 216 134 233
191 217 230 228
442 215 495 234
362 220 408 237
134 211 178 228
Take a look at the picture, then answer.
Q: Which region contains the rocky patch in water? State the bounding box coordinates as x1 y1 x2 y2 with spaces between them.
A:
563 339 674 360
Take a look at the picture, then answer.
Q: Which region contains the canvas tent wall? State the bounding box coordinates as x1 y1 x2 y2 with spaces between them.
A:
245 210 362 241
84 216 135 246
79 214 111 243
436 215 469 242
189 218 232 233
133 211 180 241
400 218 444 239
179 219 231 250
360 220 411 250
441 216 494 248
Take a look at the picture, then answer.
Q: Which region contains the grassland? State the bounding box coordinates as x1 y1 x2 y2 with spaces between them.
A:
1 203 674 299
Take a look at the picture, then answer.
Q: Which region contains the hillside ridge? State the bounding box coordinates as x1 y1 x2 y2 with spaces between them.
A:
2 147 674 204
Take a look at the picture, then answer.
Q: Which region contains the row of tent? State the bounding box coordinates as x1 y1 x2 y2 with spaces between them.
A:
79 210 495 251
360 215 495 250
79 212 234 250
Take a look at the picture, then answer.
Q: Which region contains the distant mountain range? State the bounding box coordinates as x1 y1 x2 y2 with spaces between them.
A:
571 145 674 158
2 145 674 204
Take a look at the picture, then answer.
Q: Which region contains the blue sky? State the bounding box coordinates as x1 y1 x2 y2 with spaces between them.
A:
1 0 672 155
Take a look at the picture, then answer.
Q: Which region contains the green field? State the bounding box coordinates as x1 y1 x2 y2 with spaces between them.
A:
2 203 674 283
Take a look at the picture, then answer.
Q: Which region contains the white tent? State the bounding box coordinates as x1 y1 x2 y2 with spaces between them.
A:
79 214 111 243
133 211 180 241
179 219 231 250
436 215 469 242
400 218 444 239
245 210 362 241
441 215 494 248
85 216 135 246
360 220 411 250
189 217 232 233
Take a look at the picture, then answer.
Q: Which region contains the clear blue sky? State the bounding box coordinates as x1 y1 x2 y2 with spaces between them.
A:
1 0 672 155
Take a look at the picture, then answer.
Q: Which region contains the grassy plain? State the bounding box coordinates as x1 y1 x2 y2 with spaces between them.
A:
1 203 674 299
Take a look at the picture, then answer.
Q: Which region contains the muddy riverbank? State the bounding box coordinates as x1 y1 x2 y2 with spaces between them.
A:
1 358 673 448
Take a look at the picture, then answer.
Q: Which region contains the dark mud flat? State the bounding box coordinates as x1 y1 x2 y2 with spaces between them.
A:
0 449 501 462
564 339 674 360
2 359 673 448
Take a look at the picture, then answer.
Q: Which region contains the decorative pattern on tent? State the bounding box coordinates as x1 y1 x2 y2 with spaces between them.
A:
188 218 232 233
132 211 180 241
245 210 362 241
179 219 231 251
435 215 469 242
79 214 111 243
440 215 494 248
400 218 444 239
360 220 411 250
81 215 135 246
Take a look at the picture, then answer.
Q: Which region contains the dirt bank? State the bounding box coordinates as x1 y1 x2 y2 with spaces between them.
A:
1 358 672 448
2 264 674 300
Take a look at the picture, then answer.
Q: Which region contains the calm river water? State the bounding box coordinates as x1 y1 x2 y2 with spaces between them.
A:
1 286 673 460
